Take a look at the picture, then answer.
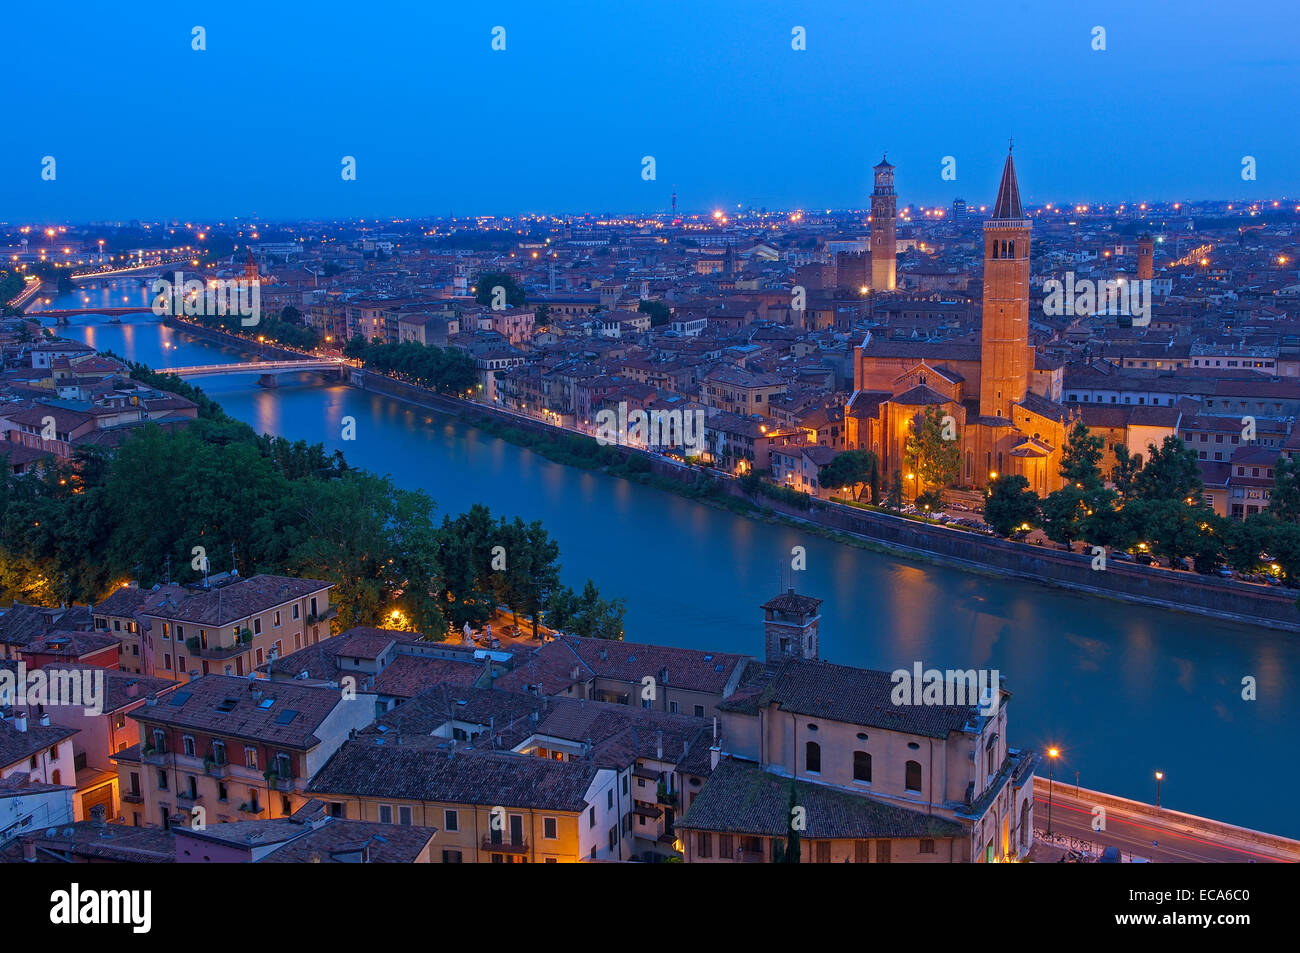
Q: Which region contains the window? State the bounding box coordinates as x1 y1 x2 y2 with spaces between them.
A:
607 789 614 810
444 809 458 832
273 611 281 628
244 746 257 769
696 832 712 858
292 605 300 620
855 840 871 863
182 735 196 757
853 750 872 782
398 806 412 826
442 850 463 863
211 741 226 765
920 838 936 854
805 741 821 773
876 840 892 863
378 804 393 824
157 769 168 791
693 705 705 718
543 817 558 840
905 760 922 793
608 826 618 851
588 807 596 829
253 618 262 635
816 841 831 863
718 833 733 857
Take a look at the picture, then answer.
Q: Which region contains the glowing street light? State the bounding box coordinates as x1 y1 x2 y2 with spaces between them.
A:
1046 746 1061 836
1155 770 1164 809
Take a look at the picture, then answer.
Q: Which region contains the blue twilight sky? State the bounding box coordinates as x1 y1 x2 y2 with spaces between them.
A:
5 0 1299 222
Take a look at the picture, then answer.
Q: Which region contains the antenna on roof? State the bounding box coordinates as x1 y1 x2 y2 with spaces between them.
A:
164 554 172 587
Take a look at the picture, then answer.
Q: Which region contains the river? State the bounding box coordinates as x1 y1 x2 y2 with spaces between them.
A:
33 279 1300 837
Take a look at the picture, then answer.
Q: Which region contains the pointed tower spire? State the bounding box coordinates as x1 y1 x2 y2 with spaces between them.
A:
991 148 1023 220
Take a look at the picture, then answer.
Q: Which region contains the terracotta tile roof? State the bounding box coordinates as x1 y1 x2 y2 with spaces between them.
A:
0 717 78 770
144 574 332 627
307 741 602 811
719 658 979 739
127 674 355 750
557 635 747 695
676 757 964 839
372 656 484 699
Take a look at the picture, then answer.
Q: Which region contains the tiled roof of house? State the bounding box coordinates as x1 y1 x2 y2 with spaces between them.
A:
127 674 356 750
556 635 747 695
719 658 978 739
307 741 601 811
143 574 332 627
676 757 964 839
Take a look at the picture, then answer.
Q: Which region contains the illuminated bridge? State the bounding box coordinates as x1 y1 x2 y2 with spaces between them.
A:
167 360 351 387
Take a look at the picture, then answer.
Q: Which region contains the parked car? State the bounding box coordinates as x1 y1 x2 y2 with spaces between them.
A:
1111 550 1133 561
1216 566 1234 578
1135 553 1154 565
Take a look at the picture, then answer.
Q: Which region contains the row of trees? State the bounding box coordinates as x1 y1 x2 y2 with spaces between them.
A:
983 421 1300 578
343 337 479 394
0 393 624 641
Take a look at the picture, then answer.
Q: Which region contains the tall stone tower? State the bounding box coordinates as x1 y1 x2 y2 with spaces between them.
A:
979 148 1032 420
244 248 260 283
1137 233 1154 282
870 155 897 292
761 588 822 665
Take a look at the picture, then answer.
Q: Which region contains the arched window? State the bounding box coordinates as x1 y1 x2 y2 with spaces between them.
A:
853 751 872 782
1008 241 1015 258
805 741 821 773
905 760 922 792
51 769 61 785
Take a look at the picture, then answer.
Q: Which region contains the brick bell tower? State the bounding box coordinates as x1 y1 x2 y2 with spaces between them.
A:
1137 233 1154 282
870 155 897 292
761 588 823 665
979 145 1031 420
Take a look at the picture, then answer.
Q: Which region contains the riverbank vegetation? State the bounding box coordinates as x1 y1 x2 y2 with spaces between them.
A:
344 337 478 394
981 421 1300 581
0 380 625 641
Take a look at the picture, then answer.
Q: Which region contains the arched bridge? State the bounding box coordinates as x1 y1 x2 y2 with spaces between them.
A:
167 360 350 388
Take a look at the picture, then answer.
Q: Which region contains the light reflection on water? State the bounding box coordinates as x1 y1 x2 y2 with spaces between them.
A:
37 281 1300 836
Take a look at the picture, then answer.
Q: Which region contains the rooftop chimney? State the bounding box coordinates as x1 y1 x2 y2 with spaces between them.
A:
90 804 107 828
145 693 158 708
13 711 28 732
125 680 139 698
38 713 50 727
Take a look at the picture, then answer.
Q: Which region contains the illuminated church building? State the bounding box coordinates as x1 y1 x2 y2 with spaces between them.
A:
846 149 1070 497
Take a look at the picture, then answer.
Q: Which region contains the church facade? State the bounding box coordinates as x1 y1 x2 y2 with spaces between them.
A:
845 150 1071 497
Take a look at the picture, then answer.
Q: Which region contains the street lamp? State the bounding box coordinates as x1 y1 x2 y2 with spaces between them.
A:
1046 746 1060 837
1155 771 1163 810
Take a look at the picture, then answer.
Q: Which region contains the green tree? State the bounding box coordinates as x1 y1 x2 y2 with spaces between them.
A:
819 450 880 502
473 271 527 308
884 470 905 512
1060 420 1105 491
1040 485 1087 549
1110 444 1144 497
1268 454 1300 522
903 406 960 493
984 474 1040 536
1134 436 1202 502
637 299 672 327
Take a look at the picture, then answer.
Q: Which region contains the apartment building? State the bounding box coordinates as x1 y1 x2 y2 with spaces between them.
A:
120 674 376 830
138 574 336 682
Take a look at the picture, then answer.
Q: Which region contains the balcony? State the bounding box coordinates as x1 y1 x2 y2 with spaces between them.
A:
205 760 230 778
121 792 144 804
141 747 169 766
177 790 201 803
481 836 529 854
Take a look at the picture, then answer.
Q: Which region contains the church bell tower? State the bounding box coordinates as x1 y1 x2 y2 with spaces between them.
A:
979 147 1031 420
